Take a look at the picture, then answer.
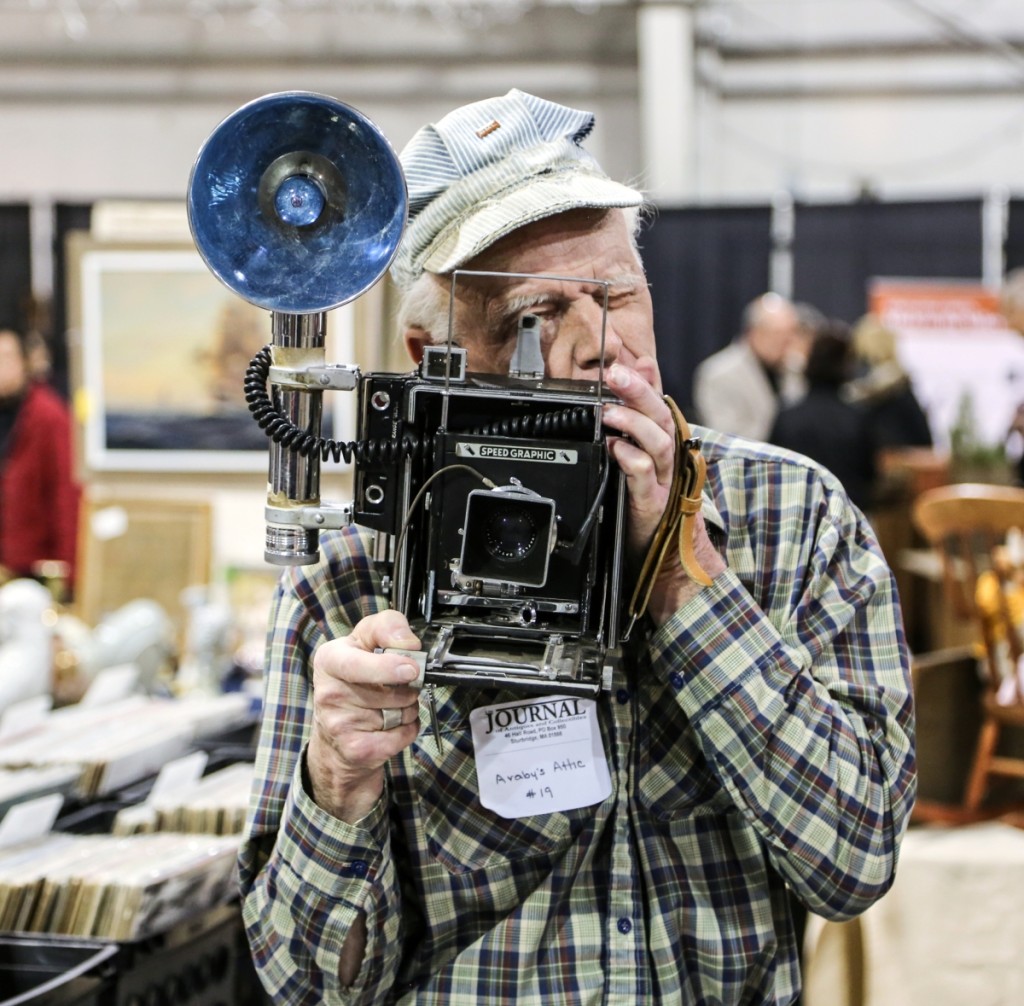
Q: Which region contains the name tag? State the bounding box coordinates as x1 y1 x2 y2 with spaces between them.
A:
469 695 612 819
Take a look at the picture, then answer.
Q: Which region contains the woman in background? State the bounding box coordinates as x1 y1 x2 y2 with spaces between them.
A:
769 320 878 511
846 313 934 452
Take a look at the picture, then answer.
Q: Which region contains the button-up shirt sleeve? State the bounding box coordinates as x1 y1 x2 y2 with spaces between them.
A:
648 441 916 921
238 532 401 1004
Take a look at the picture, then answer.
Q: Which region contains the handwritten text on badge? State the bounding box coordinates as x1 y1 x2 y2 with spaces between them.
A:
470 695 611 819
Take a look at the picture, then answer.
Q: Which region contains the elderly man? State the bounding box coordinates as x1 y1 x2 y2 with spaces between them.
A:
692 293 809 441
239 90 916 1005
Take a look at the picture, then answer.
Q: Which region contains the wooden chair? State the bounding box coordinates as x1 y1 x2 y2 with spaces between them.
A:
911 482 1024 818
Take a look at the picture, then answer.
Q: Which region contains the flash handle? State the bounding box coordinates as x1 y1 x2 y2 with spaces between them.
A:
265 311 327 565
377 647 427 689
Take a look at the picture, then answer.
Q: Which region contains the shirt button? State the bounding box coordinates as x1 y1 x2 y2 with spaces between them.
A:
349 859 368 877
615 688 630 705
617 917 632 935
669 672 684 691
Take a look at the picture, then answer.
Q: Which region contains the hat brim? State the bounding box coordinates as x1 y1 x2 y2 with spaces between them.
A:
419 172 644 277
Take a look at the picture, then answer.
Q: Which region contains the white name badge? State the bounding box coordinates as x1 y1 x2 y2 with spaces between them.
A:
470 695 612 819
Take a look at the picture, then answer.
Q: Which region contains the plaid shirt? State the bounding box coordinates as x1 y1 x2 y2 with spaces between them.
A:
239 427 916 1005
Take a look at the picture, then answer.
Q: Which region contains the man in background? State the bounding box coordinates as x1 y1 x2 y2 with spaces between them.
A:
692 292 808 441
0 327 80 594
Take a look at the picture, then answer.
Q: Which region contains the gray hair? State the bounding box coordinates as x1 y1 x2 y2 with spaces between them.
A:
395 273 452 346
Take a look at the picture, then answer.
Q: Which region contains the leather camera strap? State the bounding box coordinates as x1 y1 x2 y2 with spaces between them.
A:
624 396 712 636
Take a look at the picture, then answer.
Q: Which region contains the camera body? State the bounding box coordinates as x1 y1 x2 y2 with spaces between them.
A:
352 345 626 696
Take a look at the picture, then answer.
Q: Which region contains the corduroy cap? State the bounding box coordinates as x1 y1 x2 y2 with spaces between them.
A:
390 89 644 291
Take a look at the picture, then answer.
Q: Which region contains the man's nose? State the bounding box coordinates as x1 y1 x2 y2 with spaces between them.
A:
570 301 624 378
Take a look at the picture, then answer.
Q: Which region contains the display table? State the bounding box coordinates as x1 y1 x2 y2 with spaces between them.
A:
804 822 1024 1006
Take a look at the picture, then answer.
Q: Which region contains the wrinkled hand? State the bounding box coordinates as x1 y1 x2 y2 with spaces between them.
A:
306 610 422 822
602 357 726 624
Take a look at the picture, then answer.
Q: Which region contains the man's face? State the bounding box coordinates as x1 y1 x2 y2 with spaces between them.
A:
418 209 655 382
0 332 27 400
746 297 802 370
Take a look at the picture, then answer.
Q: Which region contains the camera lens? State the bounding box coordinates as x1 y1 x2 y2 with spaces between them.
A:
485 507 538 561
459 488 555 588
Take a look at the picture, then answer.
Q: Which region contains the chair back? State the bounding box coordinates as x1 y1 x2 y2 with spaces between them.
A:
911 483 1024 816
911 482 1024 685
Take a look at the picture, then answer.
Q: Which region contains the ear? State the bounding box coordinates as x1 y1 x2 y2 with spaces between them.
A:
404 326 431 365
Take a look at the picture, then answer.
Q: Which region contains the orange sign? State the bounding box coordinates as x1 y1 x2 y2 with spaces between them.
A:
869 280 1007 332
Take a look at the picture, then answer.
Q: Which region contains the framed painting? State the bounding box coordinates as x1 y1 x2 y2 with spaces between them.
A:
73 243 355 473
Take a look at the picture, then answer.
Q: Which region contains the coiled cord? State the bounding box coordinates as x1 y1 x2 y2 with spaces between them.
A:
244 345 600 463
244 346 431 465
468 406 596 439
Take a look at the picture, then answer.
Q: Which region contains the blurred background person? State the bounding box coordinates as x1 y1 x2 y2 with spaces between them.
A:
999 267 1024 336
0 327 81 597
769 320 878 512
846 313 934 453
692 292 808 441
999 268 1024 485
1009 404 1024 485
24 330 53 384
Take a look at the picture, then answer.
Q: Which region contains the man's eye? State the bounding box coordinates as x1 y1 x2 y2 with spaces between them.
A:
605 290 637 309
514 313 557 339
532 316 560 345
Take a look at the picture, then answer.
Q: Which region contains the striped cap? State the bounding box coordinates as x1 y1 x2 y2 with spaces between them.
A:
390 89 644 290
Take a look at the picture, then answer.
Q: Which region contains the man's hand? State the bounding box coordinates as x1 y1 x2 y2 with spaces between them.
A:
602 356 726 624
307 610 423 823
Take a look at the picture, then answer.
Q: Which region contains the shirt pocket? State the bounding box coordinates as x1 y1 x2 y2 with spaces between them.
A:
636 700 732 821
404 730 583 875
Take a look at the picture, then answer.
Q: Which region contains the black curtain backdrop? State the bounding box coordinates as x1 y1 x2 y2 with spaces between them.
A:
0 205 32 335
639 205 773 415
52 203 93 399
1005 198 1024 274
792 199 984 324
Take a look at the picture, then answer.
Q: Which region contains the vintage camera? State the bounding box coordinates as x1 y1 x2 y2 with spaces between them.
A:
351 313 627 696
187 91 626 695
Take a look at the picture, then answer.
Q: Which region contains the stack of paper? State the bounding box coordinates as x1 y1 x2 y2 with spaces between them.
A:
0 766 81 818
0 694 255 798
0 831 241 941
112 762 254 837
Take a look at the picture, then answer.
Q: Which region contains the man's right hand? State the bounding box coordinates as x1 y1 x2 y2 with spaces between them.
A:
306 610 423 823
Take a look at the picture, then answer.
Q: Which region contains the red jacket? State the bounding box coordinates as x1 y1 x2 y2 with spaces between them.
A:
0 382 81 588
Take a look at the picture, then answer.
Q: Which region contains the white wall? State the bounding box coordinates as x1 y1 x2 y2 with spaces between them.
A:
694 93 1024 205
